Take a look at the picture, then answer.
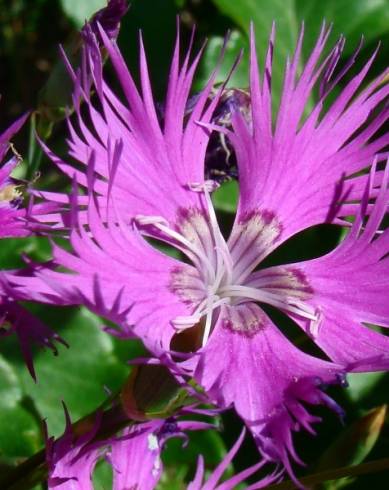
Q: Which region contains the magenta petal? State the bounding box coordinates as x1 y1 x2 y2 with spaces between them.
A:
109 424 163 490
0 301 66 380
109 416 221 489
29 195 194 348
193 304 343 475
48 448 98 489
280 165 389 371
0 271 66 380
46 407 101 489
0 110 65 379
230 25 388 252
188 429 281 490
46 409 215 490
39 24 227 230
0 115 30 238
0 113 28 160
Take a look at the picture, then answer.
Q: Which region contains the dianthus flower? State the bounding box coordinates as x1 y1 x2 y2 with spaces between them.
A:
22 23 389 478
45 404 276 489
0 113 65 378
46 413 187 489
0 114 32 237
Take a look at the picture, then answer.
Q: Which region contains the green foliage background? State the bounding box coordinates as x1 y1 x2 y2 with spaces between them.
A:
0 0 388 488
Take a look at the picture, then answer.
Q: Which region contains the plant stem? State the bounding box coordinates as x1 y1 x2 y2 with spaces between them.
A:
267 457 389 489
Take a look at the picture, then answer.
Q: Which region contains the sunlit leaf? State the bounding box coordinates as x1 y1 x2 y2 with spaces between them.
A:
210 0 300 109
347 371 388 404
195 30 249 92
212 180 239 213
314 406 387 489
0 237 51 269
295 0 389 56
0 355 41 458
19 307 129 437
162 428 230 485
60 0 106 27
210 0 389 106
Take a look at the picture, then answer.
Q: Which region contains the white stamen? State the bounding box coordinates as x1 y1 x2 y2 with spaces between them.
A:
212 247 228 293
172 297 209 329
188 180 220 193
138 187 315 347
173 295 230 337
202 296 231 346
172 314 202 329
219 285 318 322
202 188 232 291
135 214 216 283
135 214 169 226
308 309 322 338
152 456 161 477
219 133 232 165
202 294 216 348
287 299 316 317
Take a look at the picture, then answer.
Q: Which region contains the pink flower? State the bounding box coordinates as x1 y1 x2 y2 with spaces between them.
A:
45 405 273 489
0 113 59 236
0 113 65 378
27 23 389 478
0 114 31 238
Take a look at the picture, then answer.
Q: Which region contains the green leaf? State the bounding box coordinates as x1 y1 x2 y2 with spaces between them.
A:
19 307 129 438
212 180 239 213
93 459 113 490
267 457 389 490
158 465 188 490
0 356 41 459
314 406 387 490
295 0 389 56
210 0 389 106
0 356 22 409
0 407 40 460
347 371 388 404
60 0 106 27
163 428 229 477
210 0 300 108
0 237 51 269
196 30 249 92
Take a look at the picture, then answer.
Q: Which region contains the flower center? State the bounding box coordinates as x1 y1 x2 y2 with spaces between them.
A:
135 182 318 346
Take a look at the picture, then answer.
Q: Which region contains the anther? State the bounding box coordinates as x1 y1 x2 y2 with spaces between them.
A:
187 180 220 193
308 308 322 338
134 215 169 226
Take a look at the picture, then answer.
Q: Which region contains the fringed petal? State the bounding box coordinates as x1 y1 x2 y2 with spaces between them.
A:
276 161 389 371
191 303 344 481
230 24 388 256
38 24 228 230
188 429 282 490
